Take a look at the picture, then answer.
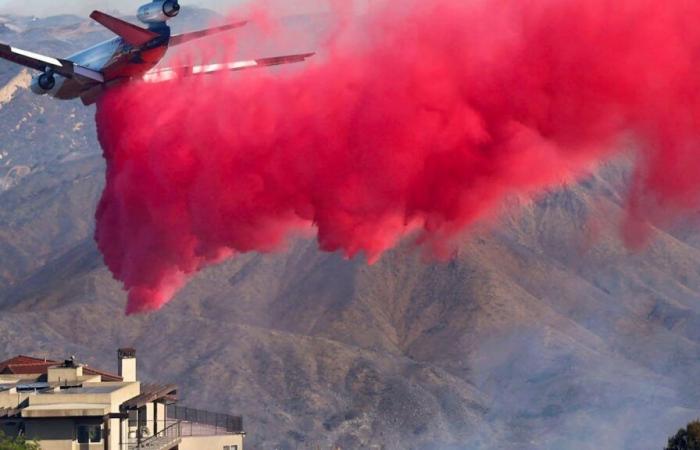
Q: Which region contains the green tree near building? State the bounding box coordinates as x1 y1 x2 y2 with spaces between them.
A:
0 431 39 450
666 420 700 450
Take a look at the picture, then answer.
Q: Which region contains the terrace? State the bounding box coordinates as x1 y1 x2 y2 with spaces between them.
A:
129 405 244 450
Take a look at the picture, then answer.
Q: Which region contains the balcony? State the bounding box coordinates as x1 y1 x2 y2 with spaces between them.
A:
128 405 243 450
130 422 181 450
168 405 244 435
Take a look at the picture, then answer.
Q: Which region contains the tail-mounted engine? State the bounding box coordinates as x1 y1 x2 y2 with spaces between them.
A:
137 0 180 24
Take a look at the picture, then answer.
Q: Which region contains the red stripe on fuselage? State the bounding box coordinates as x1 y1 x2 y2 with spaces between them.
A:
103 43 169 81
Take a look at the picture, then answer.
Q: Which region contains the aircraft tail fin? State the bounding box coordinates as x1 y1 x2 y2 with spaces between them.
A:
90 11 159 46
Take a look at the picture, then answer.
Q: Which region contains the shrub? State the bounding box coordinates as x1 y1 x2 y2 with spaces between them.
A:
666 420 700 450
0 430 40 450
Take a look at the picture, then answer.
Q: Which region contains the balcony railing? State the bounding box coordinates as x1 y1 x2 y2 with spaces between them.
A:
132 421 181 449
167 405 243 434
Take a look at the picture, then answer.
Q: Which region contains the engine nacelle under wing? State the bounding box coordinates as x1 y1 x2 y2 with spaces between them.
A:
137 0 180 24
30 73 64 96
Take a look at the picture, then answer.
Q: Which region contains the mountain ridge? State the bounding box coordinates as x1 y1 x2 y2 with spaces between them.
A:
0 10 699 450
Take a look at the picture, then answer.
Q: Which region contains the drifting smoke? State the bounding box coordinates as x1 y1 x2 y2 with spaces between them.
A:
95 0 700 314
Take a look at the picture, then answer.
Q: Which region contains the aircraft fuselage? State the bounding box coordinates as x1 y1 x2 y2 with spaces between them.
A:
1 0 313 106
30 31 170 101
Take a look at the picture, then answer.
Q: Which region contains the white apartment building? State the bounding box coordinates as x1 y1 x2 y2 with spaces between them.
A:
0 348 244 450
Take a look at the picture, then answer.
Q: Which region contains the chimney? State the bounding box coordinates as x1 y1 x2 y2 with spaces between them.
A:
118 348 137 382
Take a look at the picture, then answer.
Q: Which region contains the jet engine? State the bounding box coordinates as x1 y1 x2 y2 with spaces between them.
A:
137 0 180 24
30 72 60 95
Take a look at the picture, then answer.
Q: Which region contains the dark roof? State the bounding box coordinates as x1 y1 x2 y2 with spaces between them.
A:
0 355 122 382
118 348 136 358
122 384 177 410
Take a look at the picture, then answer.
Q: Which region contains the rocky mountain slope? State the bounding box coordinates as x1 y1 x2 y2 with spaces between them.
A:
1 9 699 450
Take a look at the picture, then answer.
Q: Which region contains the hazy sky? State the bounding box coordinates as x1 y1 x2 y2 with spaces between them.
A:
0 0 328 17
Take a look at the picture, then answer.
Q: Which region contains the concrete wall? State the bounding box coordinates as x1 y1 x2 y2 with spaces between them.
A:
139 402 154 438
27 382 139 411
47 367 83 384
25 418 109 450
107 417 121 450
155 402 166 434
25 418 74 450
119 416 130 450
179 434 244 450
74 444 103 450
0 390 27 409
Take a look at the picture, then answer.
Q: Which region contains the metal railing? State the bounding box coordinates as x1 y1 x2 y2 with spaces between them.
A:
167 405 243 434
134 421 181 449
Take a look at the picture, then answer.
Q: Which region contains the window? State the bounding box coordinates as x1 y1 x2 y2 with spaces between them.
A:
77 425 102 443
128 410 138 427
224 446 238 450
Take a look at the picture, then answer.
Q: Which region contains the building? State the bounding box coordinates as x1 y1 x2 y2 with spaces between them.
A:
0 349 244 450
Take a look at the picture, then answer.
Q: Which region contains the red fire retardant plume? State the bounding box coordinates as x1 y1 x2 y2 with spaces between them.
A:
95 0 700 314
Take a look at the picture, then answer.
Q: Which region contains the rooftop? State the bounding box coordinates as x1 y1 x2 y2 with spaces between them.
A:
41 385 125 395
122 383 177 409
0 355 122 382
22 403 111 418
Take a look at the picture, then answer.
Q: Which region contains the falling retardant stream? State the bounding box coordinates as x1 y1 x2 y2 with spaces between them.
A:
95 0 700 314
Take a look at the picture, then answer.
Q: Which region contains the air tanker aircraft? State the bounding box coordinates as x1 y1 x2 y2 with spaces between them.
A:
0 0 314 105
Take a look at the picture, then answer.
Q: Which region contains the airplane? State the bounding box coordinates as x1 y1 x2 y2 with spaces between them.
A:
0 0 315 105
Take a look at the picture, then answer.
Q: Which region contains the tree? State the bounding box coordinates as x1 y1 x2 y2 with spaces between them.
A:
666 420 700 450
0 430 40 450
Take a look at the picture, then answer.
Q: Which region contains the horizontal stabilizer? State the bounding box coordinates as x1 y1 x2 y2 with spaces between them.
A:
0 43 104 83
142 52 315 83
90 10 159 46
169 21 248 46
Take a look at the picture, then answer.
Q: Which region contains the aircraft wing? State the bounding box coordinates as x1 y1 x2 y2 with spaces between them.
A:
141 52 315 83
0 43 104 83
169 21 249 47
